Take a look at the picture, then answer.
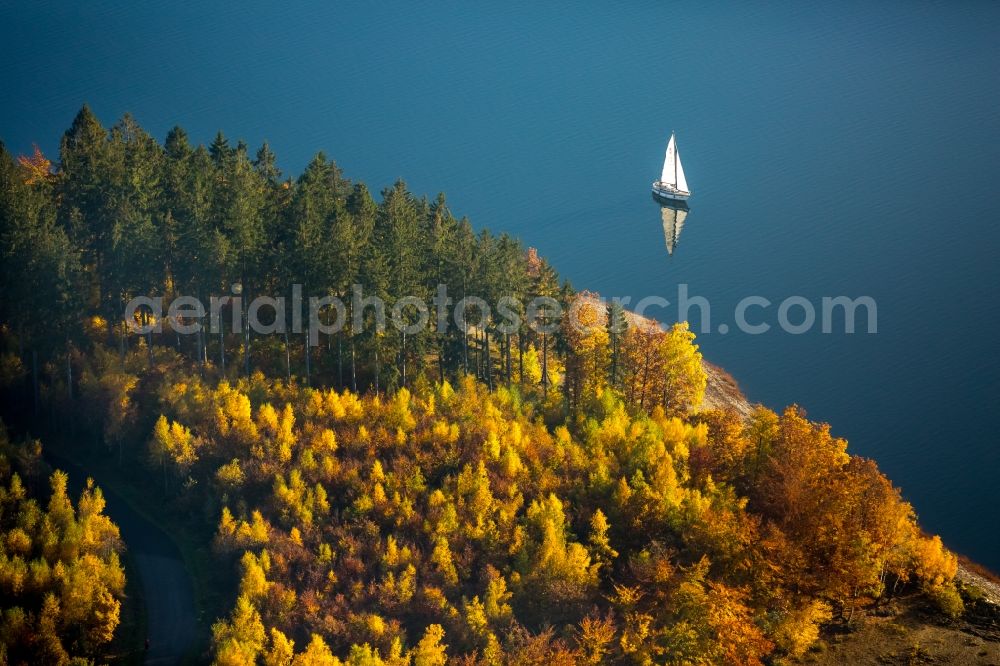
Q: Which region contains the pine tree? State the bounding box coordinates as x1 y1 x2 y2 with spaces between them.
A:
345 183 378 391
58 105 113 321
377 180 424 389
289 153 339 385
607 299 628 388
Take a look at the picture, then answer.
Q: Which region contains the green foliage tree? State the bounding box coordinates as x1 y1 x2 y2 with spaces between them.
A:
0 110 964 665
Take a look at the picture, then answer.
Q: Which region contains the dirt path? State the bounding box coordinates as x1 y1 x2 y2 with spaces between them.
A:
114 496 199 665
46 452 199 665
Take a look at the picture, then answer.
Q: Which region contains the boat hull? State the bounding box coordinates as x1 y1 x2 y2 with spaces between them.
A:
651 191 690 210
652 184 690 202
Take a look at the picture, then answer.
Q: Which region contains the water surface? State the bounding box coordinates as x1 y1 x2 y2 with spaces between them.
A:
2 1 998 567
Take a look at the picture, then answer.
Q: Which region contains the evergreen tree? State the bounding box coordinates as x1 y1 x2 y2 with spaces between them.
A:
607 299 628 388
58 105 114 321
289 153 341 385
344 182 379 391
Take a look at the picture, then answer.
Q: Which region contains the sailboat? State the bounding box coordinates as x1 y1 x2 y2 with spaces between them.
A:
652 132 691 201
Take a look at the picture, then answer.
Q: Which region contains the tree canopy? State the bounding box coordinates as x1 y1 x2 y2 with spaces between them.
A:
0 109 964 664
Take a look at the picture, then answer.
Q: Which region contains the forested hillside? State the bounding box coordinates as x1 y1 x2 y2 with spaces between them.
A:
0 108 969 664
0 425 125 665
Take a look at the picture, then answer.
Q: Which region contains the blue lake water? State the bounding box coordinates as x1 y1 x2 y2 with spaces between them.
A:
2 1 999 567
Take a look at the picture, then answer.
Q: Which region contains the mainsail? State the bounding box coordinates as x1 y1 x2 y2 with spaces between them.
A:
661 135 676 185
660 133 689 192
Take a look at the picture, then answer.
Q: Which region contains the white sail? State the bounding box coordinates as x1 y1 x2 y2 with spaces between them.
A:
653 132 691 200
675 143 688 193
660 134 677 185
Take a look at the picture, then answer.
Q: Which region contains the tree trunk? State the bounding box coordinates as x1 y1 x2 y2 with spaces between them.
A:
463 326 469 376
518 333 524 385
542 332 548 398
243 277 251 376
284 331 291 382
475 328 481 379
639 348 651 410
67 349 76 437
196 289 206 369
610 335 617 388
120 322 127 370
351 338 357 392
505 332 511 385
32 349 39 416
244 329 251 376
304 332 311 387
219 312 226 373
338 333 344 388
65 339 73 402
244 307 251 377
438 340 445 386
485 329 493 392
144 309 154 369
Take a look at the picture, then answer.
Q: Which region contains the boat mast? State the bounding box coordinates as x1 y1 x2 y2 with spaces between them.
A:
673 132 678 188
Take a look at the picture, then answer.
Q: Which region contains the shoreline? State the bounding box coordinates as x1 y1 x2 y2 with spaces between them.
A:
700 359 1000 599
698 346 1000 599
582 293 1000 599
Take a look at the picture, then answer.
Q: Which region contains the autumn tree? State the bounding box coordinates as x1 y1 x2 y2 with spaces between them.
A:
0 423 125 664
562 294 610 410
